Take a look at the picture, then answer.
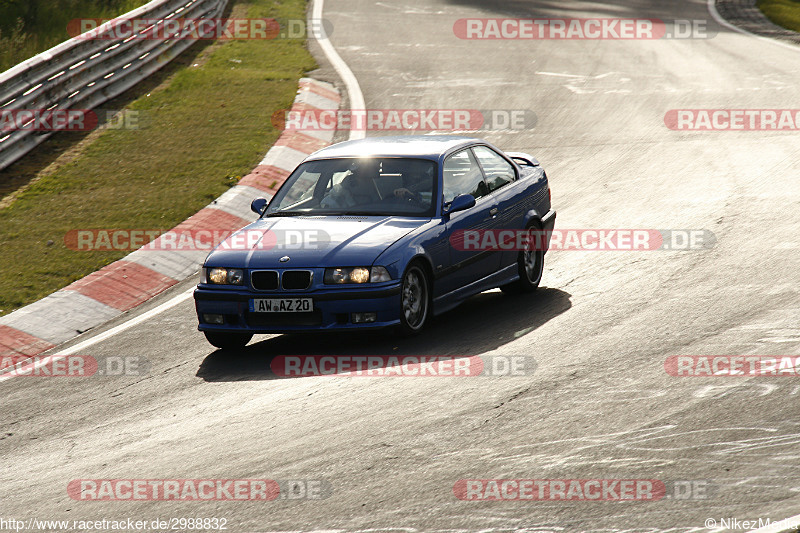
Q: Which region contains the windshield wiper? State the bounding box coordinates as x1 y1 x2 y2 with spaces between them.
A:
264 210 308 217
268 210 392 217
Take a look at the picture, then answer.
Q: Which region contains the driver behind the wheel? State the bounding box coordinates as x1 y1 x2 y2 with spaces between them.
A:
320 159 382 209
392 160 433 203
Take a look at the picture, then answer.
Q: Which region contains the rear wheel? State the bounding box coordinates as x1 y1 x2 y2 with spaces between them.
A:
203 331 253 350
398 263 430 336
500 221 545 294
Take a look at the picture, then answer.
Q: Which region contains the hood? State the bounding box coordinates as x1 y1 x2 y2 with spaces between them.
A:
204 215 428 269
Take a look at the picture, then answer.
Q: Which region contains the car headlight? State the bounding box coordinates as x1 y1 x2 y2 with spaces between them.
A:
206 267 243 285
324 266 392 284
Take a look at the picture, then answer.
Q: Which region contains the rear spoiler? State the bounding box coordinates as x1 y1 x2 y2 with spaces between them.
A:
505 151 540 167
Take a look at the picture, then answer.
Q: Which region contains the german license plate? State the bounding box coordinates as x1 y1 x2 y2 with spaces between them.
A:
249 298 313 313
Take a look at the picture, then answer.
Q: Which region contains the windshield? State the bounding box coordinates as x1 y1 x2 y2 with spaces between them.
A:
265 158 437 217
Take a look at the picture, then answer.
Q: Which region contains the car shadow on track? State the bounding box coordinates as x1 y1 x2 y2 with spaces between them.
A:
196 286 571 382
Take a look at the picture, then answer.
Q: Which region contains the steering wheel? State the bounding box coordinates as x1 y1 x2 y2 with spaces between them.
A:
399 190 427 208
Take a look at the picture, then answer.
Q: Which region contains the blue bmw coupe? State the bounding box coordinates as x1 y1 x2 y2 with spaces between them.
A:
194 135 555 349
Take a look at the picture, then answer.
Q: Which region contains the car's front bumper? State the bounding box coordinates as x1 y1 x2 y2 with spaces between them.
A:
194 282 403 333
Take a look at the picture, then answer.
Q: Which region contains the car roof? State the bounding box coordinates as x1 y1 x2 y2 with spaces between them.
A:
304 135 484 160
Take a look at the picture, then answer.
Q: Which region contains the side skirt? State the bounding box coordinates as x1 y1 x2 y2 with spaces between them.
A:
431 264 518 316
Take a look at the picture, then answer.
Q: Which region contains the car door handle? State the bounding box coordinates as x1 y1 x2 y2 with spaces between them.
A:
489 208 498 216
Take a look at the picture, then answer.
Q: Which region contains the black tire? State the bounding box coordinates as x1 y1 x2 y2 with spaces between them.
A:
398 263 431 336
500 220 545 294
204 331 253 350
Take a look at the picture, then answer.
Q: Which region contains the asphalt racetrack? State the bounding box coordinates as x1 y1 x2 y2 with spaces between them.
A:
3 0 800 532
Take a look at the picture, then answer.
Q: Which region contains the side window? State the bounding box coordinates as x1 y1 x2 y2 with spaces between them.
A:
473 146 516 193
442 149 488 204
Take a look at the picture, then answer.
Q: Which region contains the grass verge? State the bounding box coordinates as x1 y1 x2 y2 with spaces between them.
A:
758 0 800 33
0 0 317 316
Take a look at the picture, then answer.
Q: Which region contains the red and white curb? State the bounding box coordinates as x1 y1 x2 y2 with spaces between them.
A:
0 77 340 359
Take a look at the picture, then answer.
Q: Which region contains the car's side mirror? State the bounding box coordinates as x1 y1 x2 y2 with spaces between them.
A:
443 194 476 216
251 197 268 215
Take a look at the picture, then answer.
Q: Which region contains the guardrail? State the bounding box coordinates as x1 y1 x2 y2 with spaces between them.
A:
0 0 229 171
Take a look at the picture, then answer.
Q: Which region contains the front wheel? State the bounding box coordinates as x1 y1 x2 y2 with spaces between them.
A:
500 221 545 294
398 263 430 336
203 331 253 350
